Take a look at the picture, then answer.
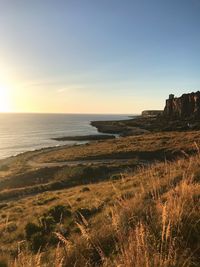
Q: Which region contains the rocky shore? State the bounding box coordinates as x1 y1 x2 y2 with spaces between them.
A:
91 114 200 136
90 92 200 135
52 134 116 141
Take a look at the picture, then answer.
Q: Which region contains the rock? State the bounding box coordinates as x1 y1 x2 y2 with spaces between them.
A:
52 134 115 141
142 110 163 117
120 127 150 136
163 91 200 119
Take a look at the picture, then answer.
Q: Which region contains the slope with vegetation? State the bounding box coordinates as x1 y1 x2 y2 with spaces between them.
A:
0 131 199 266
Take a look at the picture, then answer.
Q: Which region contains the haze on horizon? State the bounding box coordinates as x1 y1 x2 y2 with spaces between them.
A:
0 0 200 114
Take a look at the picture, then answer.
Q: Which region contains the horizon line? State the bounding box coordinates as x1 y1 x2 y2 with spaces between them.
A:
0 111 140 115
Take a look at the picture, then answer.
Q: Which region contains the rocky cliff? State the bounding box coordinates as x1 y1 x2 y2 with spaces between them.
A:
163 91 200 119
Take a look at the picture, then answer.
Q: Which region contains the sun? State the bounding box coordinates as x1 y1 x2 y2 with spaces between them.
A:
0 87 11 112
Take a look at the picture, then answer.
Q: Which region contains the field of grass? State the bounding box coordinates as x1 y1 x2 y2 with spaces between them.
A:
0 131 199 266
34 131 200 163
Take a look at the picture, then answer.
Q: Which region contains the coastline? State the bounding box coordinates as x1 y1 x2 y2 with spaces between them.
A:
1 112 199 162
0 142 86 162
52 134 116 141
2 128 200 192
1 115 200 266
0 114 132 161
0 115 140 176
2 109 200 183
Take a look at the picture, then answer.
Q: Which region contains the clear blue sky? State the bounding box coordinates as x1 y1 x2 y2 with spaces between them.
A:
0 0 200 113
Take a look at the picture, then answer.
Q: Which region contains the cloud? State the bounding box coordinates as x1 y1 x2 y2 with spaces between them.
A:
57 85 85 93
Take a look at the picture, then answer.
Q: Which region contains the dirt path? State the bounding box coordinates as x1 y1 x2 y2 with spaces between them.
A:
28 158 137 168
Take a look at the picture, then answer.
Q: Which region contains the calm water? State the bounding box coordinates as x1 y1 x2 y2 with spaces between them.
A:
0 113 131 159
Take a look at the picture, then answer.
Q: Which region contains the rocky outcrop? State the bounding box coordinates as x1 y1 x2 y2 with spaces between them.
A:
52 134 115 141
142 110 163 117
163 91 200 119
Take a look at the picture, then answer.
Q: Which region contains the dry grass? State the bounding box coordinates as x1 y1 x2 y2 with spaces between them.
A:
0 131 200 266
34 131 200 163
0 153 198 266
1 130 200 179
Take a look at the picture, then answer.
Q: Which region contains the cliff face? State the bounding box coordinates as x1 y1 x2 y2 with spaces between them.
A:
163 91 200 119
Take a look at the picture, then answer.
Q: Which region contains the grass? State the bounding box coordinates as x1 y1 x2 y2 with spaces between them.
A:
0 154 199 266
0 161 139 201
0 131 199 266
34 131 200 163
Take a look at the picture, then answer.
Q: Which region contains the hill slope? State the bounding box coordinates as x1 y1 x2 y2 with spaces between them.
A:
0 151 199 266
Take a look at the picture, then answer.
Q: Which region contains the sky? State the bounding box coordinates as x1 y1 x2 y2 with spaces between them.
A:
0 0 200 114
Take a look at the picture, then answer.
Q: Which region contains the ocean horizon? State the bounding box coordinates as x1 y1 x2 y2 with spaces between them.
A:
0 113 132 159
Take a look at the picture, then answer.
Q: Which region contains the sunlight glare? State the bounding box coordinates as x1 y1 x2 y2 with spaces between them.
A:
0 87 11 112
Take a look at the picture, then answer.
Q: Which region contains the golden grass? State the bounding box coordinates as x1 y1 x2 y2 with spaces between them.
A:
0 131 200 266
34 131 200 163
1 130 200 180
0 152 198 266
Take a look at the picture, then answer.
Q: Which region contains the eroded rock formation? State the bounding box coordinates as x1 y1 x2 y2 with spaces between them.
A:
163 91 200 119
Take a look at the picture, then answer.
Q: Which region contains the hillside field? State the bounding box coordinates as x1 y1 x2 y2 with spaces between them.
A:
0 131 199 266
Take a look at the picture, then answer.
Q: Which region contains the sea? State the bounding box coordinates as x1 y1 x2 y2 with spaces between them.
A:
0 113 131 159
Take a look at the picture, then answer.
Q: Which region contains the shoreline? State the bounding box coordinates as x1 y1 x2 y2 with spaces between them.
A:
0 141 89 164
0 116 133 162
52 134 116 141
0 140 86 162
2 113 200 162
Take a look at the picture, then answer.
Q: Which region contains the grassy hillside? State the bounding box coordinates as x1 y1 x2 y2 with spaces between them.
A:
35 131 200 163
0 131 199 266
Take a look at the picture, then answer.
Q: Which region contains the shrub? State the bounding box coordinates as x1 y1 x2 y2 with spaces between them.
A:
39 215 55 233
47 205 71 223
74 207 101 222
0 261 7 267
25 222 41 240
30 232 47 252
80 187 90 192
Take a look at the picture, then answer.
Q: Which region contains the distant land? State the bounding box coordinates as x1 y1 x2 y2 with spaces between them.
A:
92 91 200 136
141 110 163 117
